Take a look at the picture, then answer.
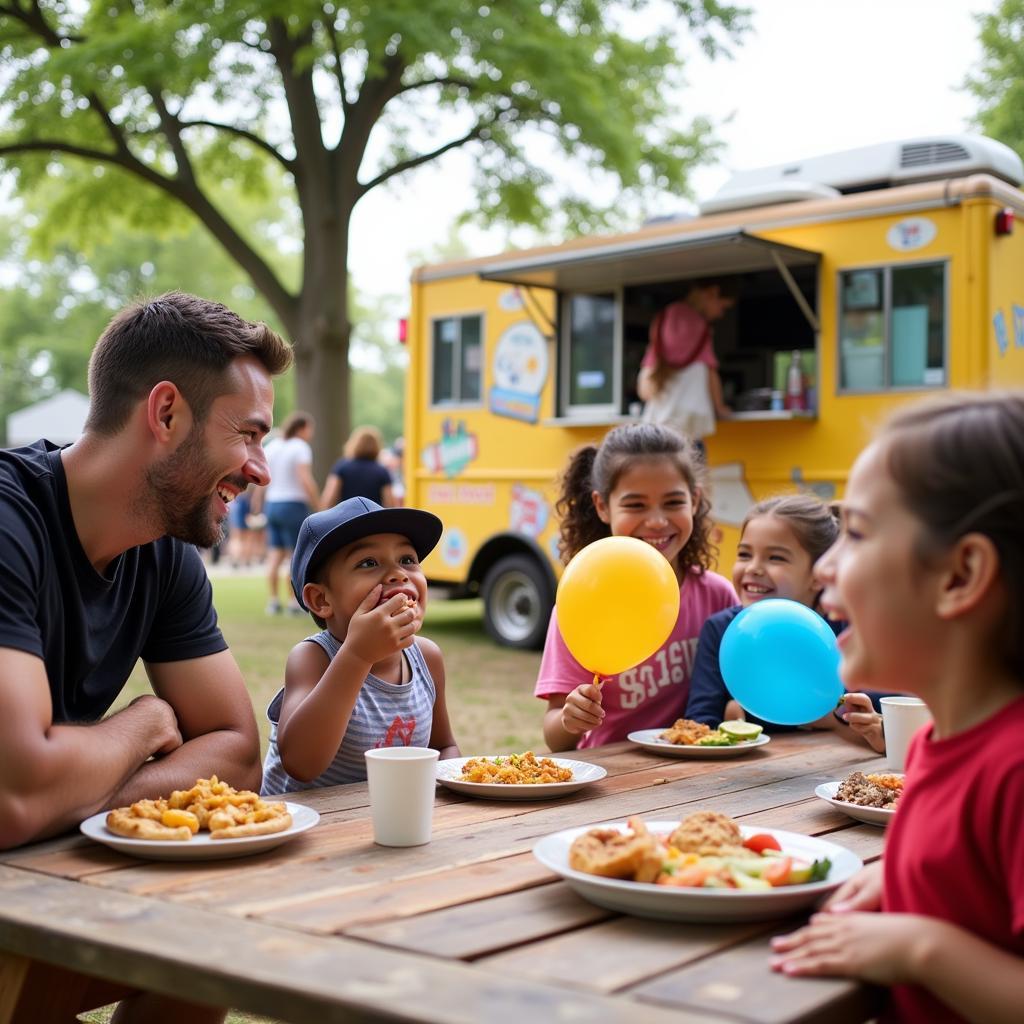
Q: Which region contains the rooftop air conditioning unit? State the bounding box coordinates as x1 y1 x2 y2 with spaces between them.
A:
699 134 1024 216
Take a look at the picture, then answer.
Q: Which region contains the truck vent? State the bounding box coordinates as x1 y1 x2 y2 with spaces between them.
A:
900 142 970 168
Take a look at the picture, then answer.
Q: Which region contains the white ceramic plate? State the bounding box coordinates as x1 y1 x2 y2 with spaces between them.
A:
533 822 862 922
627 729 771 758
436 756 607 800
815 780 900 827
80 803 320 861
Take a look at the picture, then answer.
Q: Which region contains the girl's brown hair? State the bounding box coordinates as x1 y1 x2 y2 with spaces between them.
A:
555 422 716 573
344 425 383 460
741 493 840 563
879 392 1024 674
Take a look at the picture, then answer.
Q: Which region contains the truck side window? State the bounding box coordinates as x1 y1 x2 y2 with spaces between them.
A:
839 262 946 391
432 314 482 405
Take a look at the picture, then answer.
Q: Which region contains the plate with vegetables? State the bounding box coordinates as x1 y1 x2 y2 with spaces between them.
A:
628 719 771 758
532 811 861 922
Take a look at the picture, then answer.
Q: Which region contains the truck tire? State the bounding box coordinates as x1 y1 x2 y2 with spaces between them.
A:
482 554 553 650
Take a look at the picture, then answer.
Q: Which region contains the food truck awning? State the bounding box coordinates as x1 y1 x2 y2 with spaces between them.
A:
477 228 821 292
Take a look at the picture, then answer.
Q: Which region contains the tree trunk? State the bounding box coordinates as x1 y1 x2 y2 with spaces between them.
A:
292 209 352 483
293 313 351 484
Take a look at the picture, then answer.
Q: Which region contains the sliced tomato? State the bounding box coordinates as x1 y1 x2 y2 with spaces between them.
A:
670 865 710 888
762 856 793 887
742 833 782 854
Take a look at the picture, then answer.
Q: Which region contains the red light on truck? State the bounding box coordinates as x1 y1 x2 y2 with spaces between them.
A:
398 317 408 343
995 208 1014 236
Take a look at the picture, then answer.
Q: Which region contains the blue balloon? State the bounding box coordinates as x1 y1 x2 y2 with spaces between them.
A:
719 599 843 725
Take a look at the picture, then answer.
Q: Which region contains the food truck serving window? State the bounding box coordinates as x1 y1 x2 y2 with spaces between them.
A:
838 262 947 392
562 293 619 414
432 314 483 406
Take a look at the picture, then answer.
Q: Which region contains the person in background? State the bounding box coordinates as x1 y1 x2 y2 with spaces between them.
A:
259 411 318 615
0 291 291 1023
536 422 737 751
771 393 1024 1024
261 497 459 793
637 278 736 451
685 493 886 752
226 482 262 568
320 424 395 510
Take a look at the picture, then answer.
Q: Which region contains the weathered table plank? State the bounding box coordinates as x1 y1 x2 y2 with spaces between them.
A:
0 865 723 1024
629 923 884 1024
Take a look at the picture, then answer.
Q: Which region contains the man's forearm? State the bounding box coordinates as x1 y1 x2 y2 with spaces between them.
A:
0 701 167 848
111 727 261 804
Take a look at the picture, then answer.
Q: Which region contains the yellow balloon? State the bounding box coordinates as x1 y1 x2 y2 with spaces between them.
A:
555 536 681 676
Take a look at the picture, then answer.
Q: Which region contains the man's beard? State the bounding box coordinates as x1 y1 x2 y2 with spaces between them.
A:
144 426 225 549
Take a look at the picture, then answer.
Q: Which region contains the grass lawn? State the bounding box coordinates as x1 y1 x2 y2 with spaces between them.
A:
81 573 544 1024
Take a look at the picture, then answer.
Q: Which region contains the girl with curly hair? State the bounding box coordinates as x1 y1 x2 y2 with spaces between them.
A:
535 422 736 750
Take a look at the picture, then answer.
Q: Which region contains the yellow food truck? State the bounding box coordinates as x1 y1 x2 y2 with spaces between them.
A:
405 134 1024 648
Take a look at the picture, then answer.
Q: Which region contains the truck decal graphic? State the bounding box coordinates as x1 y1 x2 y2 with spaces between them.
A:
421 419 479 478
994 309 1009 357
489 321 548 424
509 484 549 538
440 528 467 567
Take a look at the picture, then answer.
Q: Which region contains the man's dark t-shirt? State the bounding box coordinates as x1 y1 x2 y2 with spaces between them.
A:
0 441 227 723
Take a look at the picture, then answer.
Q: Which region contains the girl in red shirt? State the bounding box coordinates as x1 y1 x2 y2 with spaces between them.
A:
770 393 1024 1024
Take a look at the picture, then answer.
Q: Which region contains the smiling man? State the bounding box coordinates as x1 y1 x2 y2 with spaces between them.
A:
0 293 292 1020
0 292 292 851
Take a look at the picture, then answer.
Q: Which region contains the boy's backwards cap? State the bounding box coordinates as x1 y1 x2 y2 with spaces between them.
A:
291 497 442 610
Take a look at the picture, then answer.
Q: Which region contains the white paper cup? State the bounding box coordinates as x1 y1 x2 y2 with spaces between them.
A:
880 696 932 771
364 747 439 847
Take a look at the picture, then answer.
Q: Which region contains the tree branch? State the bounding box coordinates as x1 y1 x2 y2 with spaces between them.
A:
391 74 477 100
0 139 170 192
150 89 198 187
321 6 350 115
357 119 490 197
267 17 326 174
0 0 82 45
335 51 406 196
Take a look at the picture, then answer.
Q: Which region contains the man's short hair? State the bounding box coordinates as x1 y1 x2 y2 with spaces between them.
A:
84 291 293 435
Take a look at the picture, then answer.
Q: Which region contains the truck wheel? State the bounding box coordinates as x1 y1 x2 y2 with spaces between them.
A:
482 554 553 650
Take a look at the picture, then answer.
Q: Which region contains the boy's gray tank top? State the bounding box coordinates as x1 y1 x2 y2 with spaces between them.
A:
261 630 436 795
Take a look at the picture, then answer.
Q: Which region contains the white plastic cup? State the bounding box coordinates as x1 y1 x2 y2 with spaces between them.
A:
880 696 932 771
364 747 439 847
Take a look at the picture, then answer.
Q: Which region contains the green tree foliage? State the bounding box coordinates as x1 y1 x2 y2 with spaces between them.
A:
0 0 749 471
967 0 1024 158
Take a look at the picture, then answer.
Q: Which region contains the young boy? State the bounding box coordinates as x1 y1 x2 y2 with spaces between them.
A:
261 497 459 794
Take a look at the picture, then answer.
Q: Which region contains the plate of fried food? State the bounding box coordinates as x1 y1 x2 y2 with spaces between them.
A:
628 718 771 758
533 810 862 922
815 770 904 827
80 776 320 860
436 751 607 800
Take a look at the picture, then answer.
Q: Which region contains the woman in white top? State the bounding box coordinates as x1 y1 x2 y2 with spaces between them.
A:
258 411 319 614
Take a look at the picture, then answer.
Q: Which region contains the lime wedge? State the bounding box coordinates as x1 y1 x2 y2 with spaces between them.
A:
719 720 763 742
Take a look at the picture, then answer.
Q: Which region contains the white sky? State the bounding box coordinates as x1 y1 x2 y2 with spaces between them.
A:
348 0 994 301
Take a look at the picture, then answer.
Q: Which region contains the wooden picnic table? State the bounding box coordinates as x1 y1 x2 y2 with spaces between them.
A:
0 731 888 1024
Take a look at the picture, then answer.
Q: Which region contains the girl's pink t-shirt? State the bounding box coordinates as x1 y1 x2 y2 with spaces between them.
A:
534 569 738 748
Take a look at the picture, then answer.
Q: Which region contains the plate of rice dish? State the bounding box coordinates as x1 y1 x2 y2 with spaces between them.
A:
436 751 606 800
532 810 862 921
815 770 904 826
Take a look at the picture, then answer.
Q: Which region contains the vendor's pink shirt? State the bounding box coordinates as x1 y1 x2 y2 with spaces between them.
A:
640 301 718 371
534 569 737 748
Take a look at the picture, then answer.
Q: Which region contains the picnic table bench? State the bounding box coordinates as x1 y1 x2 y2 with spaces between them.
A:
0 731 887 1023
